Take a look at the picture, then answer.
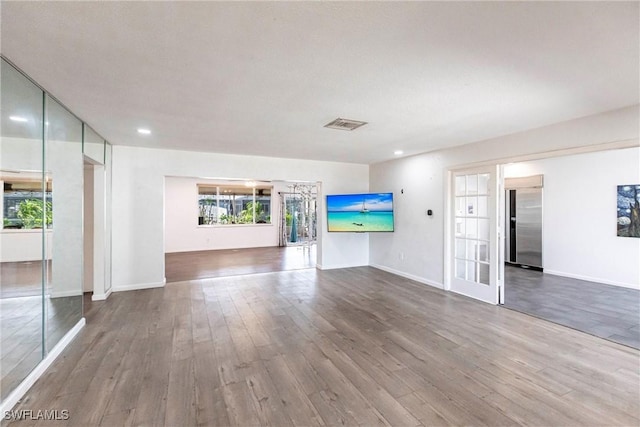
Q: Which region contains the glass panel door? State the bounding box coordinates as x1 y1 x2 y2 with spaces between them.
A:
284 184 317 246
450 166 499 304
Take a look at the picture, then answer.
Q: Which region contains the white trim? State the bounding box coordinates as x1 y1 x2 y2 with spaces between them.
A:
447 138 638 173
498 166 506 305
0 229 54 234
112 279 166 293
544 269 639 290
315 263 368 271
370 264 443 290
91 287 113 301
443 169 452 291
197 223 275 229
0 318 85 415
49 290 83 298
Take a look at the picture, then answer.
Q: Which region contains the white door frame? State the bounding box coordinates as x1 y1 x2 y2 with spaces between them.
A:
498 164 506 304
83 157 109 301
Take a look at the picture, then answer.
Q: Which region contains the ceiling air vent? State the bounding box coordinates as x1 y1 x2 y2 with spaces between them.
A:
324 117 367 131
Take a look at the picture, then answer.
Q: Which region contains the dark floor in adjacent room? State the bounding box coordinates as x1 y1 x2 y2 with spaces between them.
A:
504 264 640 349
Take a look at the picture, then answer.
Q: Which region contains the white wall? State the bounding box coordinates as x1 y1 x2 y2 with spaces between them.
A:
504 147 640 289
0 230 53 262
111 147 369 291
164 177 283 252
370 105 640 289
368 154 448 287
48 139 84 297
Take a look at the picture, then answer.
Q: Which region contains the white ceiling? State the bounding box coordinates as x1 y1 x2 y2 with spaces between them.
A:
1 1 638 165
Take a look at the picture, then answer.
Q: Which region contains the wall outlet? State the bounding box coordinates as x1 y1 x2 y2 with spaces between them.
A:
399 251 404 261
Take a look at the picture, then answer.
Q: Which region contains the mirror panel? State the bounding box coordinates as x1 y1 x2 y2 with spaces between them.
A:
44 96 83 352
83 124 104 164
0 59 45 401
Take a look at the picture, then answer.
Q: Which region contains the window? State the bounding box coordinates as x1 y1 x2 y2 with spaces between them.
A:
198 184 271 225
2 179 53 229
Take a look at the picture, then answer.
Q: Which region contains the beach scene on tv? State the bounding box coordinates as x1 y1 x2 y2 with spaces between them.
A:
327 193 394 232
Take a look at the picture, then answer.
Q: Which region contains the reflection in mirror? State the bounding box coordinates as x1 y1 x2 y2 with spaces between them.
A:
1 58 87 404
0 59 44 401
83 124 104 164
45 96 83 353
0 55 109 408
2 177 52 230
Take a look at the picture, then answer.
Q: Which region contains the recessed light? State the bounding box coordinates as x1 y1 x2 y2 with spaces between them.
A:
394 150 404 155
10 116 28 123
137 128 151 135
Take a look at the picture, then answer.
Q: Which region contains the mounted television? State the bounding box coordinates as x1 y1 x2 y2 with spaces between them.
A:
327 192 394 232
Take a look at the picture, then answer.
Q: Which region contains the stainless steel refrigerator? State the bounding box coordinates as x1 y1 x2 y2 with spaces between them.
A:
505 175 543 270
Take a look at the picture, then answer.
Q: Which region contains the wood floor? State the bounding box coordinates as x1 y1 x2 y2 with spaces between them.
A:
504 265 640 349
8 267 639 426
1 295 82 401
0 261 51 299
165 245 316 283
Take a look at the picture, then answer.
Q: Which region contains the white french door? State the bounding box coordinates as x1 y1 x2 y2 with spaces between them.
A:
449 166 500 304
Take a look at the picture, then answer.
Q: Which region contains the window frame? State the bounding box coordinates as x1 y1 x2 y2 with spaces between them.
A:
197 183 272 226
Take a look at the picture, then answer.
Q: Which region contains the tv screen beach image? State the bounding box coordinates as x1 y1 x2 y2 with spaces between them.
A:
327 193 394 232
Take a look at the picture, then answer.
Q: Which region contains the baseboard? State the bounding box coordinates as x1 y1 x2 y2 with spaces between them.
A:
370 264 444 290
91 287 113 301
544 269 639 290
0 318 85 415
316 263 368 271
49 290 83 298
112 279 166 293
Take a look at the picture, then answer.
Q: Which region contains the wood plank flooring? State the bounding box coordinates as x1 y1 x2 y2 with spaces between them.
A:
7 267 640 426
504 265 640 349
1 258 82 400
0 261 51 299
1 295 82 401
165 245 316 283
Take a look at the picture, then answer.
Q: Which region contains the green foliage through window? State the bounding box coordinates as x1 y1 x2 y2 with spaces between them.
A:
16 199 53 229
198 184 271 225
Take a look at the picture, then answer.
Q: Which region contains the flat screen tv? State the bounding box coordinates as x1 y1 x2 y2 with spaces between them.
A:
326 192 394 232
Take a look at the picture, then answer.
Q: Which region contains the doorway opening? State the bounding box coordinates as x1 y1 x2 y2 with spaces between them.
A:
499 151 640 349
279 183 317 248
504 175 543 272
83 159 106 300
164 177 319 283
